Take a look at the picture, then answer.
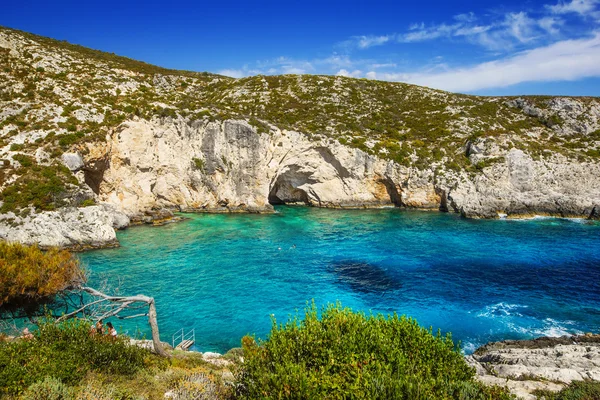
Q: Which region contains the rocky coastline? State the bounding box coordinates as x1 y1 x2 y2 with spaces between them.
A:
467 334 600 399
2 118 599 250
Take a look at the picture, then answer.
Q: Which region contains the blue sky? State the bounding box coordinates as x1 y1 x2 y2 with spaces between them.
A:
2 0 600 95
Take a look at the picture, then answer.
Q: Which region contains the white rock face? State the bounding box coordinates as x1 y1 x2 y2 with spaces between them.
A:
2 115 599 249
443 141 600 219
0 205 128 249
93 118 418 216
61 152 84 171
85 117 599 222
467 335 600 400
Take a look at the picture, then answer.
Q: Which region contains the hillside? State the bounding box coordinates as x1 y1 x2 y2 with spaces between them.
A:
0 25 599 248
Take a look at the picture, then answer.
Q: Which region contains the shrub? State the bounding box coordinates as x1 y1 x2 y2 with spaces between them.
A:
168 367 223 400
532 380 600 400
12 153 34 167
0 318 150 395
22 377 73 400
236 302 514 399
192 157 205 170
0 242 84 314
79 199 96 207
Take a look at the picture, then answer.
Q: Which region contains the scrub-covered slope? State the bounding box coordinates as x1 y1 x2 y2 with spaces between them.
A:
0 26 599 247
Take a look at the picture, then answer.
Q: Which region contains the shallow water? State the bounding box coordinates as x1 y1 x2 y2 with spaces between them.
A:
79 207 600 354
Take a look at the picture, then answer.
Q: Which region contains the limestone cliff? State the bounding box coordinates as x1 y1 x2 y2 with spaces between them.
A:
84 116 599 222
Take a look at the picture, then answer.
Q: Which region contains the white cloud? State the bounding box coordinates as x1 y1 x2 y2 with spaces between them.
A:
366 71 378 79
336 69 363 78
454 25 491 36
503 12 537 43
217 69 245 78
400 23 460 42
370 63 397 68
538 17 563 34
355 35 391 49
368 34 600 92
454 12 477 23
282 67 307 74
547 0 599 15
320 55 354 68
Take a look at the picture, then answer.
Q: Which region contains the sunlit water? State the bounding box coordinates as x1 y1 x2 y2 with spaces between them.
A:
79 207 600 354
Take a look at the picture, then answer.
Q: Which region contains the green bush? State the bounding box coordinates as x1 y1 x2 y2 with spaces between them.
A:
22 377 73 400
0 319 150 396
236 302 514 399
192 157 205 170
532 380 600 400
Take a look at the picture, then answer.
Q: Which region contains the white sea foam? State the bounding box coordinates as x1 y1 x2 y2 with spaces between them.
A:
509 215 589 223
506 317 580 337
476 302 527 318
531 318 581 337
461 341 478 354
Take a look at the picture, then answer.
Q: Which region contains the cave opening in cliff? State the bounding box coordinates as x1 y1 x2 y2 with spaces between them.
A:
268 167 312 205
83 158 109 195
268 182 310 205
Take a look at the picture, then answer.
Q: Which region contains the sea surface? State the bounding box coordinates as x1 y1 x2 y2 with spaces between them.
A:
79 207 600 354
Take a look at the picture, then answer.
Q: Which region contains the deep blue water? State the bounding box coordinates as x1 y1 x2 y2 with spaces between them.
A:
79 207 600 354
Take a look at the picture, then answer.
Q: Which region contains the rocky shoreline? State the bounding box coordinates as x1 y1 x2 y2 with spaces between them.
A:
466 334 600 399
2 117 599 249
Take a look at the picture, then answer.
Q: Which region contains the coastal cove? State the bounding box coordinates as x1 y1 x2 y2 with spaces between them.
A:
79 206 600 354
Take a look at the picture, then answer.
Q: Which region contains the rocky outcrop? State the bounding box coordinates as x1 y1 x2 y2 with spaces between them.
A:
2 114 598 249
467 334 600 399
90 118 417 215
442 142 600 219
0 205 128 250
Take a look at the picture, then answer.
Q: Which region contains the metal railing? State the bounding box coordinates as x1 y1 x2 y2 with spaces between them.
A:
172 327 195 349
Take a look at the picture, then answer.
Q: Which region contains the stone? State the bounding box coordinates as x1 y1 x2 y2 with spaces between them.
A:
61 152 84 171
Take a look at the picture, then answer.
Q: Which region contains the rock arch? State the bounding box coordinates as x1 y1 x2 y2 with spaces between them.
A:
268 165 314 205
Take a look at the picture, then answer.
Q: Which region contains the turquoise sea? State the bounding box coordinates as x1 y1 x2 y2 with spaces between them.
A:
79 207 600 354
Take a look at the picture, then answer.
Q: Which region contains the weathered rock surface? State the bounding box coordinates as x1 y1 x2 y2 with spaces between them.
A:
444 146 600 219
83 117 600 223
467 334 600 399
0 205 128 249
90 118 412 215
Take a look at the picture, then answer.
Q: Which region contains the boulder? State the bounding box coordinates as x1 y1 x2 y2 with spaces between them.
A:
61 152 84 171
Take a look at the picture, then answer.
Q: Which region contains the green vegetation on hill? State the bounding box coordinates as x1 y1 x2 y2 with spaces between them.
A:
532 381 600 400
237 303 514 399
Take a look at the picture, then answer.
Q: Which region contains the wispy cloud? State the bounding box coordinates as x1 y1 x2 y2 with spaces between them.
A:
538 16 563 34
366 33 600 92
336 69 363 78
355 35 392 49
343 0 599 52
217 69 245 78
547 0 600 15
